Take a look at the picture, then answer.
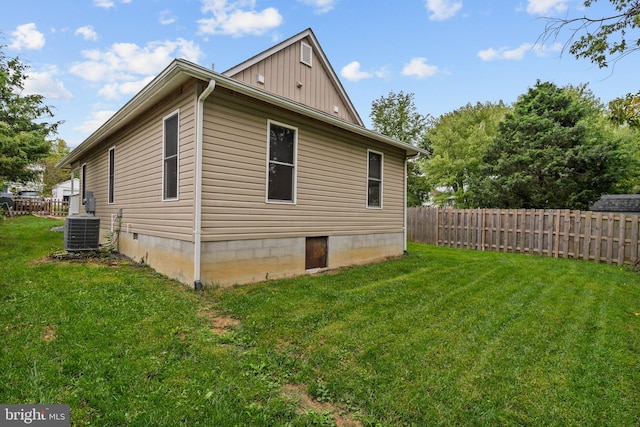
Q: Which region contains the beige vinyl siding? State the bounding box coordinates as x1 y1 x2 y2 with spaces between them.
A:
73 81 200 242
200 88 405 241
229 37 358 124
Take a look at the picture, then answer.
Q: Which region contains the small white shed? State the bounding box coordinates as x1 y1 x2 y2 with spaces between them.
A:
52 178 80 201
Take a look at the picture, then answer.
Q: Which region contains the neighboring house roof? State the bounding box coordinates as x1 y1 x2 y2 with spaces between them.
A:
223 28 363 127
59 40 425 169
590 195 640 214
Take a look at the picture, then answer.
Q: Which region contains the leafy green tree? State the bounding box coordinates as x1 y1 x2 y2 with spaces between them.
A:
610 125 640 193
540 0 640 68
370 91 431 206
423 101 511 207
40 138 71 196
470 81 636 209
370 91 431 152
406 161 431 207
609 91 640 128
0 47 59 187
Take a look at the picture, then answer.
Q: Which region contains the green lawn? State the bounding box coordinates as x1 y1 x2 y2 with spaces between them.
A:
1 215 639 426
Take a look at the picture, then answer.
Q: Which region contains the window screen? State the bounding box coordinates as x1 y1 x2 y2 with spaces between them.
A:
367 151 382 208
163 112 179 200
81 164 87 205
108 147 115 204
268 123 296 202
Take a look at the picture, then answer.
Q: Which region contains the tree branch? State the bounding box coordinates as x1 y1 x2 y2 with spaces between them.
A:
536 1 640 68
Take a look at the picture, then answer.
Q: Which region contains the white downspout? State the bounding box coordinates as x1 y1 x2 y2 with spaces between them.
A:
193 79 216 290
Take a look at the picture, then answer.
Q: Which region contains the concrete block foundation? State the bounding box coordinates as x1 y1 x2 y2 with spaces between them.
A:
118 231 404 287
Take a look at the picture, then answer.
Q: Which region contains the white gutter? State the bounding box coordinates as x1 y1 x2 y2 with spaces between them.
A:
193 79 216 290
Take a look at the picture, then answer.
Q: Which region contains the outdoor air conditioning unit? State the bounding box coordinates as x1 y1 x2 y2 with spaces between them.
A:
63 190 101 251
64 216 101 251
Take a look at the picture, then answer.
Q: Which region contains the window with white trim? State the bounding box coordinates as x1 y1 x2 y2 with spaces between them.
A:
367 150 383 208
267 121 297 203
108 147 115 204
163 111 179 200
81 163 87 205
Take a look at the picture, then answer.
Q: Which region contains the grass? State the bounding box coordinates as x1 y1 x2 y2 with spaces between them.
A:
1 215 640 426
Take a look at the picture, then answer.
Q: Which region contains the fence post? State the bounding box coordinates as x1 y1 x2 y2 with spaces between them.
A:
553 210 560 258
434 208 439 246
618 214 626 265
631 216 639 265
572 210 581 259
606 213 615 264
562 210 570 258
594 213 603 262
480 209 485 251
584 211 592 261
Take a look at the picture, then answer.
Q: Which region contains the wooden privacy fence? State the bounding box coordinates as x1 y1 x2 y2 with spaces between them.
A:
6 199 69 217
408 207 640 266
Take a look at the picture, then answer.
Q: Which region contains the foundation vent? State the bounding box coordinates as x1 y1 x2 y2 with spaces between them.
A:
301 42 312 67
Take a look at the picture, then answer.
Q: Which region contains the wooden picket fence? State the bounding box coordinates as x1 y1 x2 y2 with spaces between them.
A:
408 207 640 266
6 198 69 217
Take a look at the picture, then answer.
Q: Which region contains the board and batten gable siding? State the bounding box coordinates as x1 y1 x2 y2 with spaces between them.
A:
72 81 200 242
200 88 406 242
227 37 358 125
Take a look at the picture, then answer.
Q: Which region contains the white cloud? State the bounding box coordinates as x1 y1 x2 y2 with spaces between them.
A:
98 76 155 100
94 0 114 7
9 23 45 50
75 25 98 41
23 65 73 101
425 0 463 21
402 57 439 78
478 44 531 61
198 0 283 36
93 0 131 8
75 110 117 134
341 62 391 82
526 0 569 15
70 38 203 99
71 39 203 81
159 9 177 25
478 42 562 61
341 61 372 82
298 0 337 14
374 66 392 79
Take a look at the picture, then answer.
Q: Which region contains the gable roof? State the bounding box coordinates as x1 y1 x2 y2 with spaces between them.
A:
59 55 426 169
223 28 364 127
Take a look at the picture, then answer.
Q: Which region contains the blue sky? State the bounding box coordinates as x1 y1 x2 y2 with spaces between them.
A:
3 0 639 148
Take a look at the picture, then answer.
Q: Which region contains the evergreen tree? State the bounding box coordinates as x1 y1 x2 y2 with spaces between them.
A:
470 81 636 209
